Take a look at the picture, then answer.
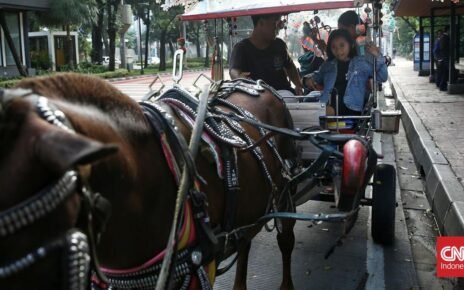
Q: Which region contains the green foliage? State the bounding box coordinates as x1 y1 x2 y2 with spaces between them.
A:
126 30 137 49
0 79 21 88
95 69 130 79
77 62 108 73
393 17 417 58
39 0 98 27
30 51 51 70
54 62 108 74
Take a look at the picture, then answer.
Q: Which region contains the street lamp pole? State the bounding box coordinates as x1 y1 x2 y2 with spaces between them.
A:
138 14 144 74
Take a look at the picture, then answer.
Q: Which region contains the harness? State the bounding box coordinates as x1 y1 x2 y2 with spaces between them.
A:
157 84 291 232
0 90 111 290
93 99 217 290
95 80 293 290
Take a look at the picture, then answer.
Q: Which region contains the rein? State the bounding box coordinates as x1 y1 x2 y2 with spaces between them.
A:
0 89 111 289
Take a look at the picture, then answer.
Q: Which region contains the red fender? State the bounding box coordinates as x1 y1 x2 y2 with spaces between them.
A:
341 139 368 196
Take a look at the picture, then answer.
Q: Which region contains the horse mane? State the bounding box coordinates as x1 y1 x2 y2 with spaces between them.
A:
15 73 142 117
14 73 148 137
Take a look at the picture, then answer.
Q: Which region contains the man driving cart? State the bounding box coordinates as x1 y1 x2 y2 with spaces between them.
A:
229 13 304 95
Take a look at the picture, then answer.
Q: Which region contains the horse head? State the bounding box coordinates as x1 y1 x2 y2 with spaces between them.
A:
0 87 117 290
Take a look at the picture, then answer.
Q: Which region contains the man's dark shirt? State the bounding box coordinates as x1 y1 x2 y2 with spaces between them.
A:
230 38 292 90
440 33 450 60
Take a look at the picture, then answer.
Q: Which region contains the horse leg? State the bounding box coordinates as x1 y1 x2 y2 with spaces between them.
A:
233 240 252 290
277 218 295 290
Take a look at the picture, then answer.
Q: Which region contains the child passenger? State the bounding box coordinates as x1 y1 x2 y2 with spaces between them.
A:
303 29 388 115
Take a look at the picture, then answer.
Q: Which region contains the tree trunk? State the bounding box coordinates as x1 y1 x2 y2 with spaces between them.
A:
168 40 174 57
0 11 27 76
91 0 104 64
107 1 118 71
204 41 210 67
195 24 201 57
120 31 126 69
159 30 167 71
66 24 75 69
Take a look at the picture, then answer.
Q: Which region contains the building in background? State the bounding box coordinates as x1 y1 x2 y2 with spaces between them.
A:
29 31 79 71
0 1 49 77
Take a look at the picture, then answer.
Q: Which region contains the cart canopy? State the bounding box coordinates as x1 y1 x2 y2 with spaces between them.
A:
181 0 357 21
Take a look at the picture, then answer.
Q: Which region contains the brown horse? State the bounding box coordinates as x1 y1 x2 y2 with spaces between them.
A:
0 73 297 290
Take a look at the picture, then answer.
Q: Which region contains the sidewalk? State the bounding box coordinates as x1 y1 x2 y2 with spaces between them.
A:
389 58 464 235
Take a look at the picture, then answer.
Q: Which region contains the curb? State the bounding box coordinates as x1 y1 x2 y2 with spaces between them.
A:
107 68 208 82
390 77 464 236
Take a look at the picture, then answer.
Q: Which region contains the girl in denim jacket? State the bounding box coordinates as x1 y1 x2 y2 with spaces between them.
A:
304 29 388 115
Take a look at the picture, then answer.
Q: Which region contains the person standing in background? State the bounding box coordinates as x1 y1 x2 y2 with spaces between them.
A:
433 30 443 87
438 26 451 91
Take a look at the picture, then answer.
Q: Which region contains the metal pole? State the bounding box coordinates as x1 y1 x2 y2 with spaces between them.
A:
430 8 435 81
450 3 456 86
372 2 378 108
144 8 150 69
138 15 144 74
419 17 424 74
457 15 461 63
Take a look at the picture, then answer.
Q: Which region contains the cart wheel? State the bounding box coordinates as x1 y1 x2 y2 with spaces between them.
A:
371 164 396 245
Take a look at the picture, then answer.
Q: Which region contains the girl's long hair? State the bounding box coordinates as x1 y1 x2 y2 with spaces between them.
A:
326 29 357 60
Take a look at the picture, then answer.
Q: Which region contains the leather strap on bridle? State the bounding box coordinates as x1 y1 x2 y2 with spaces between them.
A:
77 165 110 285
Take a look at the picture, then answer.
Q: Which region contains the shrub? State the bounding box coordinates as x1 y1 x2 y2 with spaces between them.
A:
95 69 129 79
0 79 21 88
31 51 51 70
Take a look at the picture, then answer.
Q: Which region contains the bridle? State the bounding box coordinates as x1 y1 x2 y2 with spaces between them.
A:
0 229 91 290
0 89 110 290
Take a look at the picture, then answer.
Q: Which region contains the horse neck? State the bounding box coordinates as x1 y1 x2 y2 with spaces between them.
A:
61 102 179 268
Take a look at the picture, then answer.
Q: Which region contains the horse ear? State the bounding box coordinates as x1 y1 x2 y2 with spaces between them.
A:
34 130 119 174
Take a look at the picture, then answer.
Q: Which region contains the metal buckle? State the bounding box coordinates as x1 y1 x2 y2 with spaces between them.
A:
172 49 184 84
142 75 165 102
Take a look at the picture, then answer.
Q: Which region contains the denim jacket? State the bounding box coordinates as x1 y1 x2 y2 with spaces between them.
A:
307 55 388 112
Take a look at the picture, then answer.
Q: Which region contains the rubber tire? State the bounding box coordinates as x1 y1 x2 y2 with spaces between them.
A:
371 164 396 245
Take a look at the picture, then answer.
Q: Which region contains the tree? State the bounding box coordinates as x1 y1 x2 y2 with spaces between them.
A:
91 0 106 64
39 0 97 69
106 0 119 71
150 4 184 71
187 22 202 57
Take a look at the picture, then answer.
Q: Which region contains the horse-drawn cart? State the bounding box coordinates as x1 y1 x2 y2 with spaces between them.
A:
173 0 401 243
138 0 402 288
